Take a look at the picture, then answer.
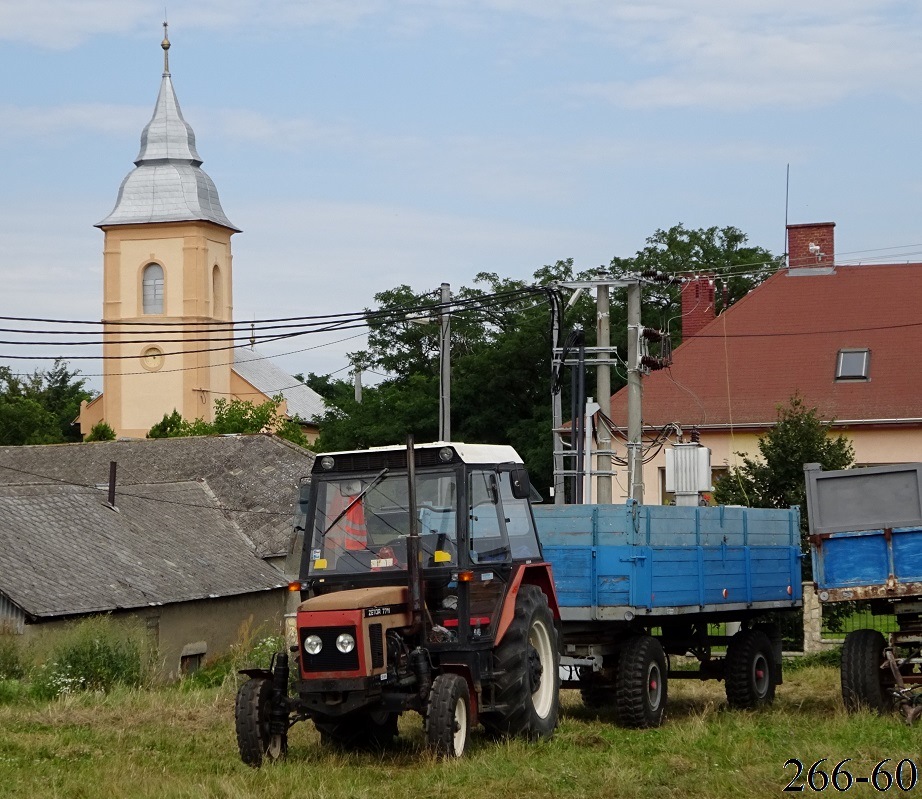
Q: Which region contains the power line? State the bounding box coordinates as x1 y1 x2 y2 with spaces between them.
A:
0 286 545 361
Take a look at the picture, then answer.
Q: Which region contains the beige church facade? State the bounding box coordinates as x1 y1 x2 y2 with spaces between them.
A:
79 33 324 441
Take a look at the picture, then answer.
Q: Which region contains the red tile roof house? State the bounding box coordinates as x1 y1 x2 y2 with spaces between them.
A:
607 222 922 504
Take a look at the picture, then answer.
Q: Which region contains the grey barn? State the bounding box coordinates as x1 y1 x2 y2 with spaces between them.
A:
0 434 312 679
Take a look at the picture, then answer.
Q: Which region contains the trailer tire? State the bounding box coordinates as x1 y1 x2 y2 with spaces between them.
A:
725 629 776 709
235 676 287 767
841 629 893 713
481 584 559 740
615 635 667 728
315 710 398 750
426 673 471 758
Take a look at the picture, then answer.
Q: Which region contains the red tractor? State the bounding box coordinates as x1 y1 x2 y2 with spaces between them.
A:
235 440 560 763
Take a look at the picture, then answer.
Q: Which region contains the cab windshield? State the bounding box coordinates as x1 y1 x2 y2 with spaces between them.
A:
307 469 458 576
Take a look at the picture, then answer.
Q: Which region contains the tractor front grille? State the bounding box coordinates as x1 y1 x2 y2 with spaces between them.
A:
300 625 360 673
369 623 384 669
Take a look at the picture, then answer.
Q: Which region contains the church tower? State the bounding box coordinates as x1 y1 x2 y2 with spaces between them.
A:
80 27 240 438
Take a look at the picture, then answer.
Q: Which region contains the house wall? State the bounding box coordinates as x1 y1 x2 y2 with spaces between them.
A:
607 425 922 505
20 589 286 682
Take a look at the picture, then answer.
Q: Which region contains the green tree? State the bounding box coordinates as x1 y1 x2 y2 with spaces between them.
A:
610 224 781 344
713 395 854 515
0 394 61 445
0 360 93 445
146 397 309 448
305 226 780 494
308 260 596 492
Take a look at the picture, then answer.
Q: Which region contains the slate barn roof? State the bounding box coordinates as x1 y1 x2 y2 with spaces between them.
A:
0 482 286 618
0 434 313 558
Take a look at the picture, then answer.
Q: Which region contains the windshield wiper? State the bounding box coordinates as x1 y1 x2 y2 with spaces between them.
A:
319 468 389 539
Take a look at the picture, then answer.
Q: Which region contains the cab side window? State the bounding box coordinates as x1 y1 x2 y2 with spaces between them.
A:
469 469 507 562
499 471 542 559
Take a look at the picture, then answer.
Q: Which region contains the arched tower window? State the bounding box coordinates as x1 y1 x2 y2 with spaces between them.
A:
212 265 222 318
142 263 164 315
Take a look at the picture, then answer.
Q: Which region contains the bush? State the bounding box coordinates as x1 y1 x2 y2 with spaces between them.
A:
85 421 116 442
29 616 145 700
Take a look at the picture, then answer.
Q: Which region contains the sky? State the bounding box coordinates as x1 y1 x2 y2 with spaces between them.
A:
3 1 922 394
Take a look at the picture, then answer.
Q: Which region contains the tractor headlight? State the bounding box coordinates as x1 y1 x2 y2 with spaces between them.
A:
335 632 356 654
304 634 323 655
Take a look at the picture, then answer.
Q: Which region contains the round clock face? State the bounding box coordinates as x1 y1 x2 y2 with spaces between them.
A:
141 346 164 371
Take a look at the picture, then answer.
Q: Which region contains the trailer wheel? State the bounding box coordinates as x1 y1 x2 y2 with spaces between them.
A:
481 584 560 739
315 710 398 750
725 629 776 709
235 676 287 767
841 629 894 713
615 635 668 728
426 673 471 757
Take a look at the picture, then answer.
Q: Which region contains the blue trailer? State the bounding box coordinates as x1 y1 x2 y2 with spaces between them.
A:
237 442 808 765
534 501 802 724
805 462 922 721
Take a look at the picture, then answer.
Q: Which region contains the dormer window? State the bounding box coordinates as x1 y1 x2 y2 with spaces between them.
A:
836 348 870 381
142 263 164 314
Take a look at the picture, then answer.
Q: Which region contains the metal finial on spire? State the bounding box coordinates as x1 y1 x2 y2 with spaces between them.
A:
161 19 171 75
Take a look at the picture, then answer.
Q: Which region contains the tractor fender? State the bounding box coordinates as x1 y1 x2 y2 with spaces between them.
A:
238 668 274 680
494 563 560 647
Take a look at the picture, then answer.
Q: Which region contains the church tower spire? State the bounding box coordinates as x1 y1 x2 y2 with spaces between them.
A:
80 29 240 440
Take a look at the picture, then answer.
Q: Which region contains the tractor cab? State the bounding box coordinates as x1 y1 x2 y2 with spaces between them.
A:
298 442 544 643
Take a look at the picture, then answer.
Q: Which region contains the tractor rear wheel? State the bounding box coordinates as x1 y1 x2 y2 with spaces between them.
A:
841 629 893 713
426 673 471 757
614 635 667 728
235 676 288 767
315 709 398 750
725 629 776 709
481 584 559 740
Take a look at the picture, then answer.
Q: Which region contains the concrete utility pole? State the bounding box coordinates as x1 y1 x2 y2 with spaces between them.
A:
626 282 643 503
551 300 565 504
439 283 451 441
595 276 612 503
353 366 362 403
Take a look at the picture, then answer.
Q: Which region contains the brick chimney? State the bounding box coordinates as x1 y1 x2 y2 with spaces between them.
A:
787 222 835 269
681 275 716 339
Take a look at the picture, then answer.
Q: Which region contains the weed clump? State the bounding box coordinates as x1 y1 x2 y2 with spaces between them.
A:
29 616 145 700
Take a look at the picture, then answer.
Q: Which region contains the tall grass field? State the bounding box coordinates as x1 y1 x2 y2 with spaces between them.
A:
0 659 918 799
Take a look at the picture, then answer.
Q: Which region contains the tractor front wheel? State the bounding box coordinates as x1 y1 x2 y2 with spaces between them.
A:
235 677 288 767
481 584 559 740
426 673 471 757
